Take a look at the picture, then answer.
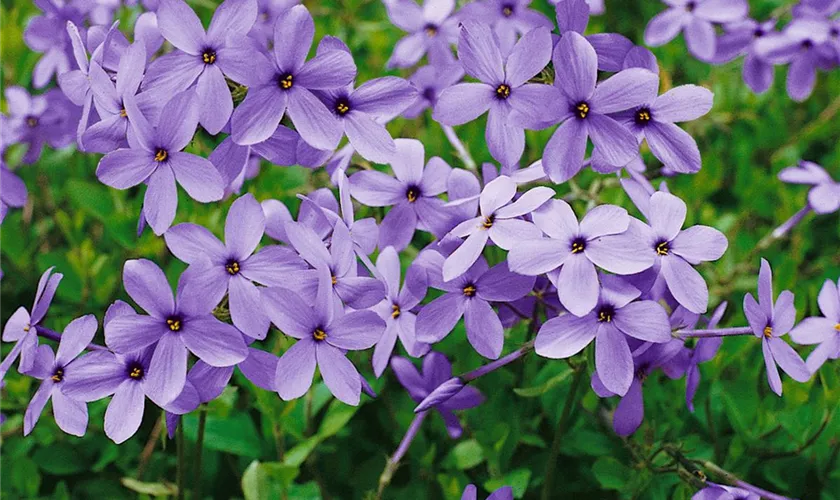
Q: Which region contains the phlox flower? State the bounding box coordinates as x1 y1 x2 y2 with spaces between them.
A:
459 0 554 52
644 0 749 61
790 278 840 373
0 165 27 223
383 0 460 68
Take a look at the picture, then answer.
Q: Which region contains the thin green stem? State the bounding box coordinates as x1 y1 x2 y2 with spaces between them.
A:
177 421 185 500
193 406 208 500
541 363 587 500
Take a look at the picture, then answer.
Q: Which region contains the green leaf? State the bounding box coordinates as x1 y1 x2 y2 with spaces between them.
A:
241 461 300 500
513 368 573 397
120 478 178 496
448 440 485 470
182 411 262 457
283 437 320 468
484 468 531 498
317 400 358 439
33 444 87 476
592 456 631 490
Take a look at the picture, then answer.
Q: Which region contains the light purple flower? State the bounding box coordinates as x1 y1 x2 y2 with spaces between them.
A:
104 259 248 405
553 0 634 72
95 89 225 235
230 5 357 149
350 139 454 250
23 0 86 88
433 22 564 167
644 0 749 61
1 267 63 380
508 199 655 316
417 257 535 359
536 274 671 396
442 175 552 281
692 482 759 500
744 259 811 396
23 315 98 437
461 484 514 500
383 0 460 68
542 32 658 183
164 194 307 339
778 160 840 215
630 191 728 314
402 63 464 119
790 278 840 373
249 0 301 47
459 0 554 52
592 338 683 435
2 87 78 164
371 247 430 377
391 352 484 438
0 165 27 223
263 270 385 405
712 19 777 94
144 0 265 134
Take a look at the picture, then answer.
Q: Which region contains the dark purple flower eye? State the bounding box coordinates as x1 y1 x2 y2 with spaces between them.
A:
126 361 144 380
501 3 515 16
462 283 477 297
495 83 511 100
25 116 38 128
334 97 351 115
225 259 241 275
655 239 670 256
685 1 696 12
801 39 813 49
166 315 182 331
423 23 438 37
51 367 65 382
312 327 327 341
635 107 653 125
154 148 169 162
405 185 421 202
753 28 765 38
422 87 436 102
482 214 495 229
202 49 216 64
573 101 590 119
278 73 294 90
570 237 586 253
597 305 616 323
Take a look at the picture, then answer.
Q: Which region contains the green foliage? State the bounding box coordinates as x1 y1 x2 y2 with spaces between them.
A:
2 0 840 499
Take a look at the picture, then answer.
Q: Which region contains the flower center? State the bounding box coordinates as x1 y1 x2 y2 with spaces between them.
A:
424 24 438 37
202 50 216 64
835 323 840 332
685 1 696 12
422 87 436 102
635 108 652 125
495 84 511 100
391 304 401 319
25 116 38 128
482 215 495 229
119 108 127 118
406 185 420 203
23 324 31 332
763 325 773 338
571 237 586 254
655 240 670 256
225 260 241 275
154 148 169 162
51 367 64 382
501 4 514 16
166 316 182 332
334 97 351 116
278 73 294 90
574 101 590 119
127 362 144 380
312 327 327 341
754 28 765 38
801 39 813 50
331 275 338 285
597 305 616 323
463 284 477 297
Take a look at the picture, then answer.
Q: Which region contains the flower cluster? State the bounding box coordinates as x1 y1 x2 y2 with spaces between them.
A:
645 0 840 101
1 0 837 498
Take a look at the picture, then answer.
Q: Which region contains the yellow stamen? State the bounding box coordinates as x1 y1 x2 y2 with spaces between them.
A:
51 369 64 382
576 102 590 119
763 326 773 338
598 311 612 323
656 241 669 256
154 149 168 162
202 51 216 64
463 284 477 297
119 108 127 118
496 84 511 99
336 102 350 115
313 328 327 341
226 261 240 275
482 215 494 229
129 367 143 379
280 74 293 90
167 318 181 331
391 304 401 319
571 241 585 254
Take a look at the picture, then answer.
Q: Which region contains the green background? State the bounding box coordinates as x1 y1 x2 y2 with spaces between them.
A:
2 0 839 498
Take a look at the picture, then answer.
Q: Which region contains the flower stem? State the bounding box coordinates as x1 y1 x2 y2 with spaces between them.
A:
675 327 753 339
771 205 811 239
37 327 109 351
462 342 534 382
441 125 477 173
376 411 428 499
193 405 208 500
177 421 185 500
541 363 587 500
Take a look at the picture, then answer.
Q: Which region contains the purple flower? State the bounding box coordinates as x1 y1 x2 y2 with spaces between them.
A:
596 82 713 175
23 314 98 437
2 87 78 164
459 0 554 52
372 247 430 377
230 5 357 149
434 22 563 167
104 259 248 405
744 259 811 396
23 0 86 88
554 0 634 72
417 257 535 359
164 194 307 339
542 33 659 183
1 267 62 380
95 89 225 235
285 221 386 308
249 0 301 47
692 482 759 500
315 40 417 162
0 165 27 223
644 0 749 61
778 160 840 215
631 191 728 314
263 271 385 405
461 484 514 500
350 139 454 250
508 199 655 316
754 17 837 101
592 338 683 435
442 176 552 281
145 0 265 134
403 63 464 119
536 274 671 395
383 0 460 68
390 352 484 438
712 19 777 94
790 279 840 373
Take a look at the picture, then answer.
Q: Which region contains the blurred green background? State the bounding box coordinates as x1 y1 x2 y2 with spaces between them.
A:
2 0 840 498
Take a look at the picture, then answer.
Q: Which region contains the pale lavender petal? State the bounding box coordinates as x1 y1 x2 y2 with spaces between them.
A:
543 118 588 183
180 317 248 366
104 381 145 443
143 164 178 236
226 193 265 260
480 175 517 216
535 313 597 358
773 290 796 335
157 0 205 54
476 262 536 302
275 338 316 400
415 293 467 344
197 66 232 135
464 298 504 359
52 391 88 437
488 218 542 250
614 301 671 342
55 315 98 365
372 322 398 378
432 83 493 126
164 223 226 264
591 68 659 114
316 343 361 405
584 232 655 274
207 0 258 41
442 231 489 282
344 112 396 164
231 86 288 146
613 377 643 436
587 114 639 167
580 204 629 238
505 27 552 87
817 280 840 322
595 323 634 396
287 87 342 150
532 199 580 241
274 5 313 72
768 337 810 382
60 351 123 401
644 121 702 174
295 50 356 90
23 379 53 435
96 149 156 189
558 255 599 317
806 336 840 373
644 8 688 47
457 21 504 83
671 226 727 264
684 18 716 60
334 277 387 309
158 89 199 152
229 276 270 340
758 258 774 319
651 85 713 123
146 333 188 406
105 315 166 353
349 170 404 207
379 202 418 251
789 317 835 345
507 239 569 275
123 259 175 317
261 287 318 338
327 310 384 350
809 183 840 215
553 32 597 102
168 152 225 203
661 256 708 314
649 192 686 241
238 348 279 391
762 338 783 396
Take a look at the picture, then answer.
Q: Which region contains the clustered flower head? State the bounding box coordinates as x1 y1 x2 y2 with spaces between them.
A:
0 1 837 499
